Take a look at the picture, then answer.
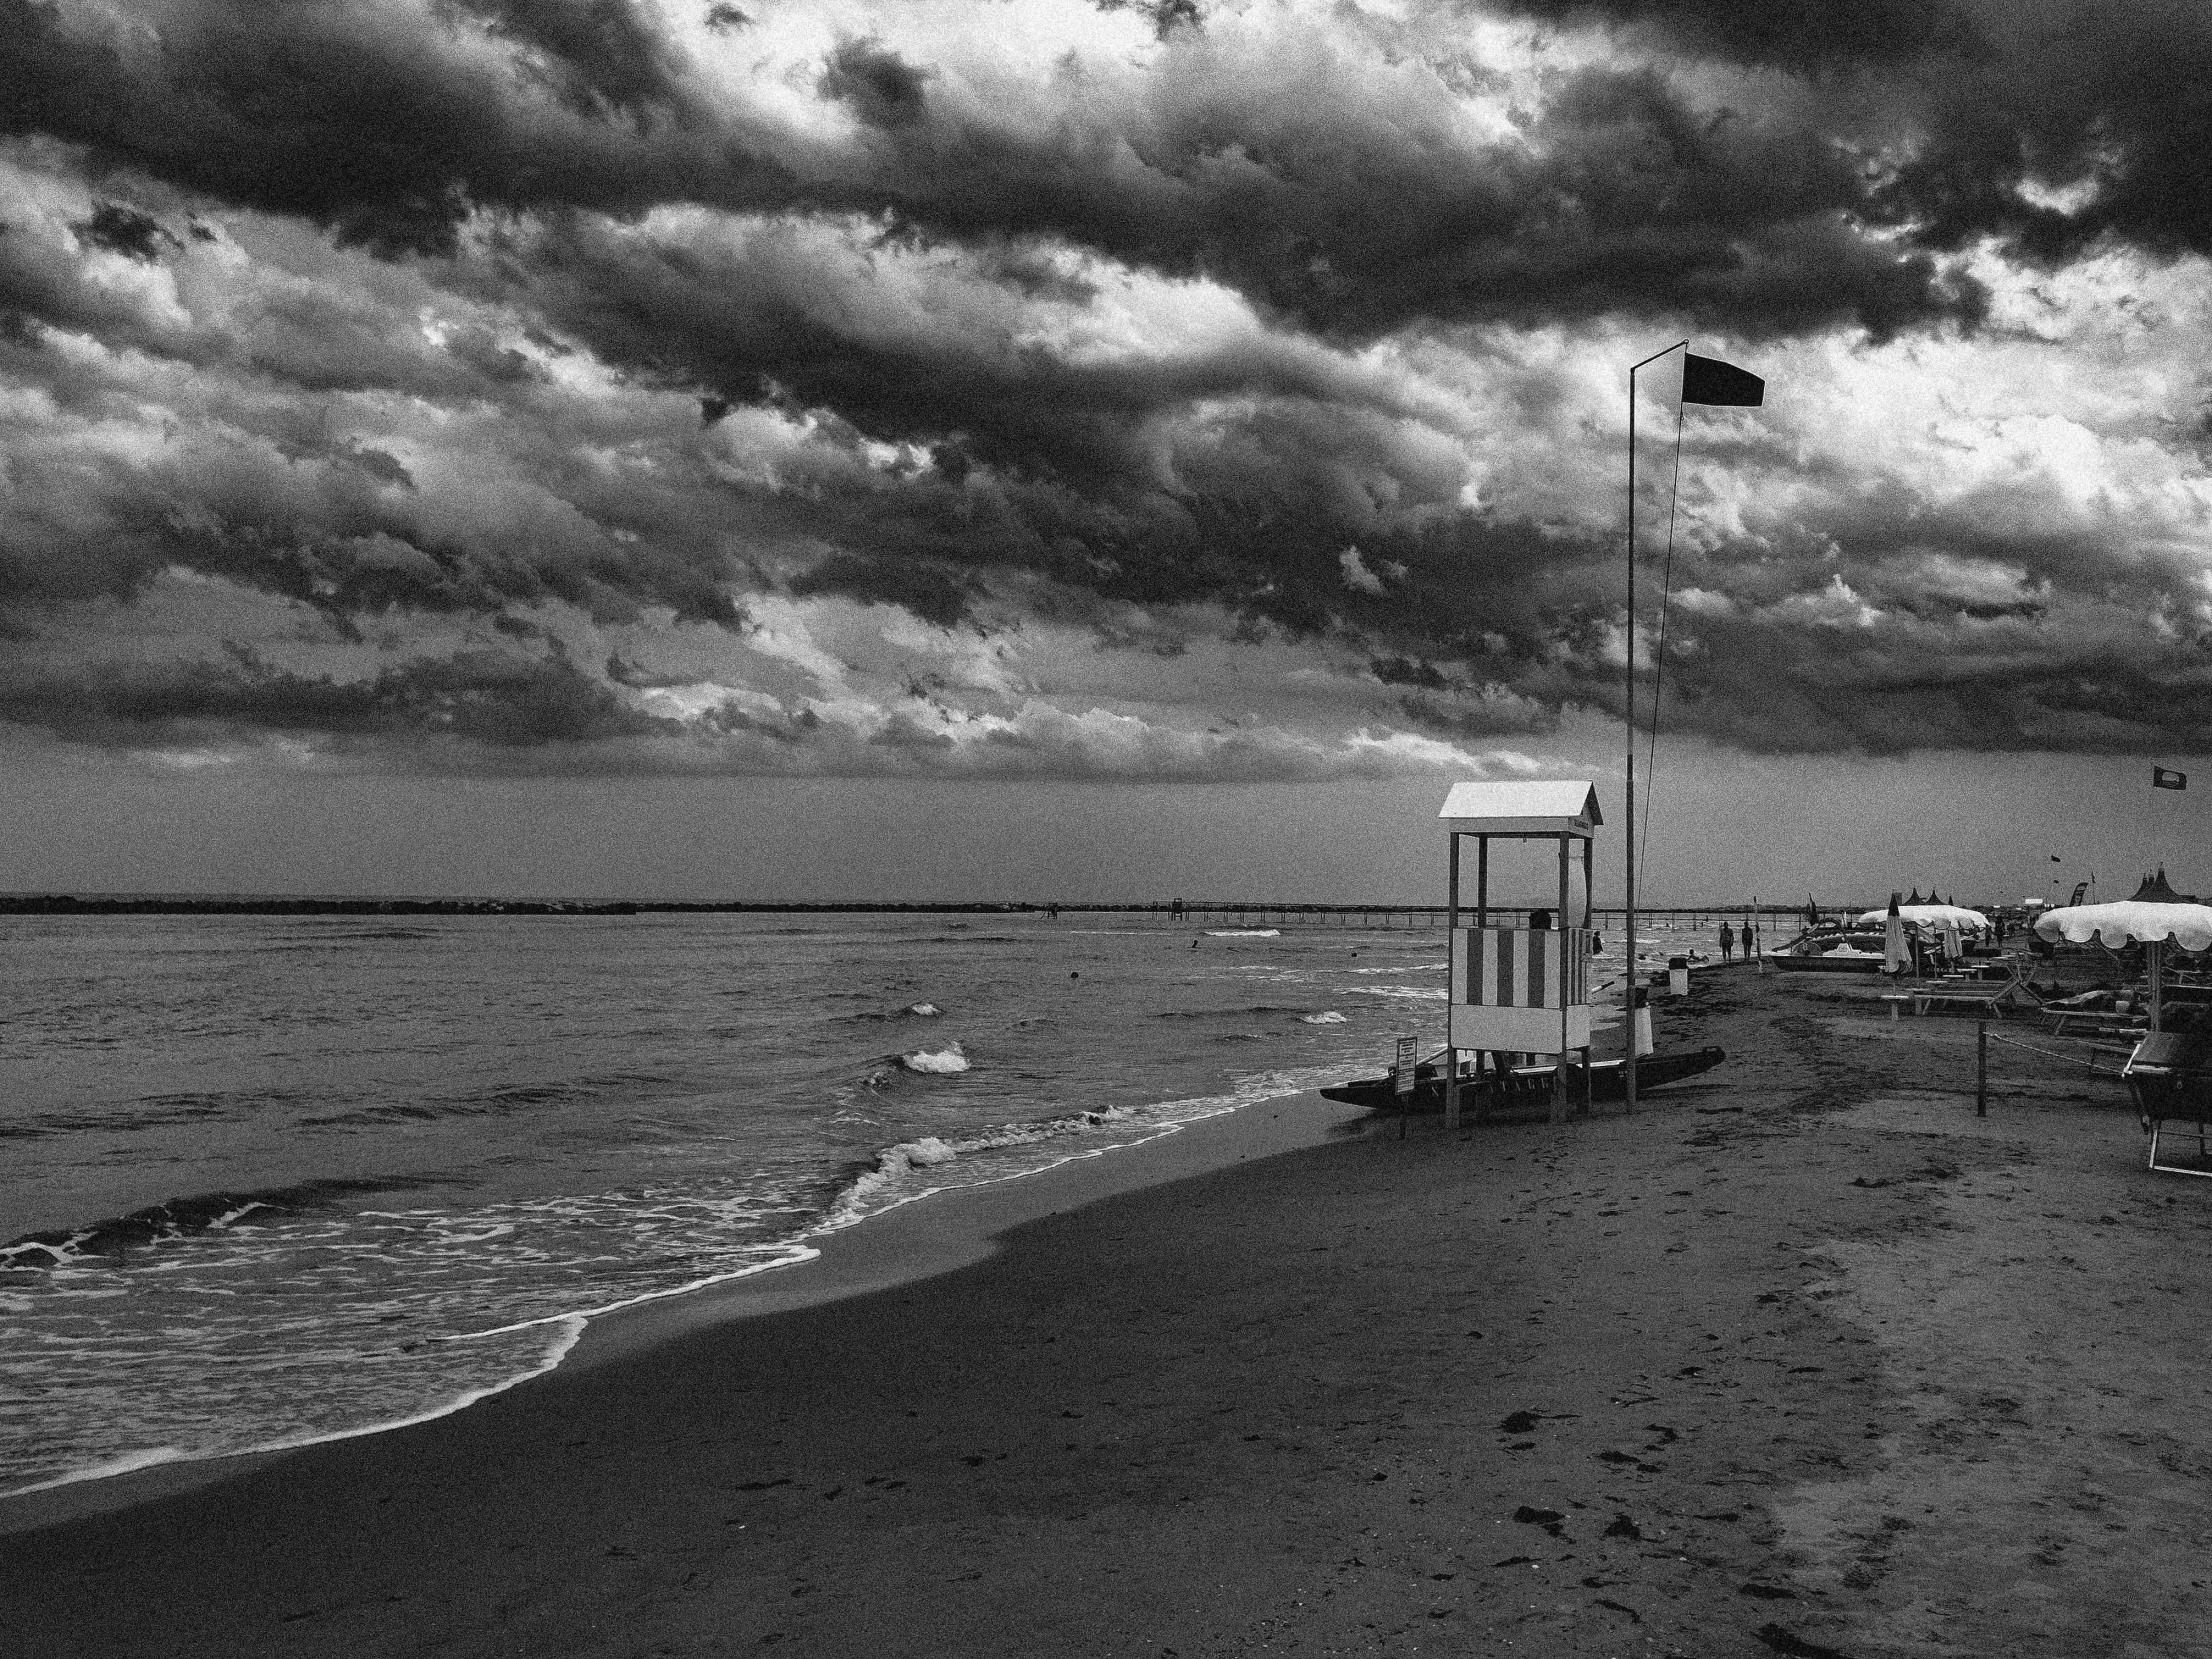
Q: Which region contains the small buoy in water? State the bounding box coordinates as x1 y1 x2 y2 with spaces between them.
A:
1071 970 1080 978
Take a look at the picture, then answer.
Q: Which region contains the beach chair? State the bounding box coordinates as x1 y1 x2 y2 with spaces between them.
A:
2123 1032 2212 1176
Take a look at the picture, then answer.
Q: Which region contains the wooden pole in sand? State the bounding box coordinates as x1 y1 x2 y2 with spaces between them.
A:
1445 833 1461 1131
1553 833 1570 1124
1474 836 1489 1115
1583 834 1596 1114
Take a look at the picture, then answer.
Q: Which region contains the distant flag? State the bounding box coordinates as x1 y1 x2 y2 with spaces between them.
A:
2154 766 2187 790
1681 353 1765 407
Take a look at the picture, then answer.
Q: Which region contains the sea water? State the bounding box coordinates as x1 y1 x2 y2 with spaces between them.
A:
0 909 1724 1497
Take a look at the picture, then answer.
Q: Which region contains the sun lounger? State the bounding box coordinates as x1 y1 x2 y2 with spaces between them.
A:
1907 975 2043 1018
2043 1007 2117 1036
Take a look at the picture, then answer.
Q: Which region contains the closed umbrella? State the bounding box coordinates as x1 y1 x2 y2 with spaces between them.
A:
1882 893 1908 976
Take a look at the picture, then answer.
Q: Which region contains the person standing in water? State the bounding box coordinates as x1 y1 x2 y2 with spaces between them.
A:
1719 921 1736 961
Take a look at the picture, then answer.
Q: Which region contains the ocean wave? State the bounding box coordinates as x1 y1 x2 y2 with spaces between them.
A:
0 1174 467 1271
1205 929 1280 937
1298 1011 1349 1023
1349 985 1450 1001
0 1087 309 1139
298 1069 679 1127
899 1042 970 1074
846 1001 944 1022
814 1059 1361 1236
1153 1004 1312 1019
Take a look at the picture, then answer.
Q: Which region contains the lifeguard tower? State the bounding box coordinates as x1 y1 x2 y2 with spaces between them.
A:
1438 780 1601 1128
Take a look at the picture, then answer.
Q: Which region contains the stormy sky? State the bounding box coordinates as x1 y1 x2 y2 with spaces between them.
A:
4 0 2210 901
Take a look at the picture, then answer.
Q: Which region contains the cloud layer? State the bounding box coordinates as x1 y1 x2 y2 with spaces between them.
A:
3 0 2210 778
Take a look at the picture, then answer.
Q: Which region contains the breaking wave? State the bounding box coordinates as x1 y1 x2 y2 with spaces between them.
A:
899 1042 970 1074
0 1175 464 1271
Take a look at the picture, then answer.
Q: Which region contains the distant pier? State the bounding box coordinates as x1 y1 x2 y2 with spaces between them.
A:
0 895 1825 926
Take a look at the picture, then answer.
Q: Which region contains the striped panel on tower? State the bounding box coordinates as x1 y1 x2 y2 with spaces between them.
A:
1450 928 1590 1009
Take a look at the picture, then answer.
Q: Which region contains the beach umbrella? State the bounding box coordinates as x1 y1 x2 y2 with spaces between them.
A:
2034 898 2212 1031
1852 902 1992 938
1882 893 1909 976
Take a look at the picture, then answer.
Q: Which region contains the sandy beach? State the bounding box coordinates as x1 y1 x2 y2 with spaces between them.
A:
6 966 2209 1659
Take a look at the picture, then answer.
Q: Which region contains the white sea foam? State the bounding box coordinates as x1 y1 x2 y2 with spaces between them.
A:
899 1042 970 1074
1298 1011 1348 1024
1206 929 1280 937
1350 985 1450 1000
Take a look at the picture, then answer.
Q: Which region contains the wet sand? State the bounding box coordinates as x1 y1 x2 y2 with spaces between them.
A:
5 967 2208 1657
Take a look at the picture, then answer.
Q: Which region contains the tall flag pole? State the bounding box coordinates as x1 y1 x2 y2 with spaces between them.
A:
1623 344 1764 1113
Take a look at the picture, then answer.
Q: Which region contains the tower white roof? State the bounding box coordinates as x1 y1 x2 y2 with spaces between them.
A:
1437 780 1602 838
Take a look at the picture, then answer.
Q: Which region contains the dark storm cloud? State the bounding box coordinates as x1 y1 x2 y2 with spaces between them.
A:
0 0 749 257
825 59 1976 342
1630 605 2212 757
1495 0 2212 277
7 0 2207 341
1488 0 1984 72
457 0 681 115
787 554 975 629
0 0 1968 335
0 419 740 631
817 38 931 128
0 647 678 750
71 202 181 262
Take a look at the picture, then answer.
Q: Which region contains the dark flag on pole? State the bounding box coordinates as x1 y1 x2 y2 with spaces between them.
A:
2154 766 2188 790
1681 353 1765 407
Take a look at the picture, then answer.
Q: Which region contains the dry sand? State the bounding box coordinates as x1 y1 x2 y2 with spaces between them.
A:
5 968 2210 1658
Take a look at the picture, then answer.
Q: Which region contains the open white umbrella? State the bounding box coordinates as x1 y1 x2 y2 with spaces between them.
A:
1852 902 1992 937
2035 894 2212 1031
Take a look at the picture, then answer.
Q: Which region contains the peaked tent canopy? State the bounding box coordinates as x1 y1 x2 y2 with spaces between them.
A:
2130 868 2198 904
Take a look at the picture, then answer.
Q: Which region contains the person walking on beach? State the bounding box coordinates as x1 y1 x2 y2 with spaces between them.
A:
1719 921 1735 961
